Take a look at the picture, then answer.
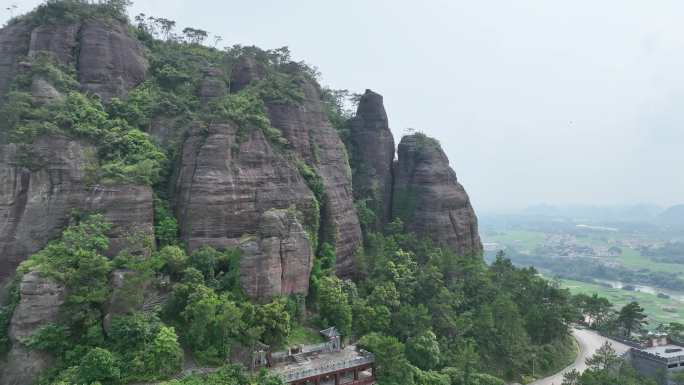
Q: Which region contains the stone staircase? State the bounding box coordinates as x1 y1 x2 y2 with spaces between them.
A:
293 353 308 365
142 291 169 313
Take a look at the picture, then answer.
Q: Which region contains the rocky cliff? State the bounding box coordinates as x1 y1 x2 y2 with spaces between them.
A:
0 18 147 102
0 136 154 290
393 134 482 255
349 89 395 231
77 20 148 102
0 271 66 385
0 5 488 383
231 58 363 278
0 16 151 291
173 119 316 299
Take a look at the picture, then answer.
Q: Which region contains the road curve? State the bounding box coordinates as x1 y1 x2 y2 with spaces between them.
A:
529 328 630 385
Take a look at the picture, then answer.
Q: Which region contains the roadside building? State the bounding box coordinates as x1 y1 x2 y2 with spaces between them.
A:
629 339 684 385
258 327 375 385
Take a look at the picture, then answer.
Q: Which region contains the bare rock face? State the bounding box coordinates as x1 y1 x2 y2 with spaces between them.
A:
1 19 147 104
0 22 31 101
266 78 363 277
173 121 316 299
239 209 313 300
28 22 81 66
77 20 148 101
230 60 363 277
30 77 63 104
229 55 266 93
7 271 65 342
0 136 154 290
349 89 395 231
199 66 228 106
0 271 66 385
393 134 482 256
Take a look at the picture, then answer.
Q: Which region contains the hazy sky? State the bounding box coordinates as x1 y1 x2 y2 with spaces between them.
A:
3 0 684 211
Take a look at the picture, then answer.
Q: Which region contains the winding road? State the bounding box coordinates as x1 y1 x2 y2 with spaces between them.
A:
529 328 630 385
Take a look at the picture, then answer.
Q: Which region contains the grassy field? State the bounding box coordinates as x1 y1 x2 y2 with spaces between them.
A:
615 247 684 275
483 230 546 253
284 325 325 347
560 278 684 326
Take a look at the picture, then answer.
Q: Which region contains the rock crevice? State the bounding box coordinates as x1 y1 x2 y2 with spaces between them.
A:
173 121 316 299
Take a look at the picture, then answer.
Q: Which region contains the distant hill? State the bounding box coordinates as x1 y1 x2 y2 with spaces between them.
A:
657 205 684 227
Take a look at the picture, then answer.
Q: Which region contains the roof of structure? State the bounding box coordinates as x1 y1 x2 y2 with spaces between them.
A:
271 345 373 383
642 344 684 359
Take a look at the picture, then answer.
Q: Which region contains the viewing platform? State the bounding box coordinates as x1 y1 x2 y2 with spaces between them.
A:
271 345 375 385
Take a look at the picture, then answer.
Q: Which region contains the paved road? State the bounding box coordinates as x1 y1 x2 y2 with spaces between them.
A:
529 328 630 385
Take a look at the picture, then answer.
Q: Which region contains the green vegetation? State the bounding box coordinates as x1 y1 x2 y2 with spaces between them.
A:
296 160 325 250
207 91 276 144
0 276 20 356
618 247 684 276
154 198 180 248
562 279 684 327
1 66 166 185
158 246 298 365
640 241 684 264
414 131 442 150
485 227 684 325
285 325 324 347
618 301 648 337
11 215 184 384
5 212 291 384
336 224 581 384
157 364 282 385
314 276 353 337
530 336 578 380
392 187 418 223
485 230 546 253
321 88 358 143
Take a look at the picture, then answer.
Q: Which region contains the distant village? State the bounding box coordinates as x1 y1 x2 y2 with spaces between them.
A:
484 232 662 260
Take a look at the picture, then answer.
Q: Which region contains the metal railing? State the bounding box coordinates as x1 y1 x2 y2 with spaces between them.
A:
276 354 374 382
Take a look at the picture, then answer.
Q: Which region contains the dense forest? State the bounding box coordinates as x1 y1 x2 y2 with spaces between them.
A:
0 2 675 385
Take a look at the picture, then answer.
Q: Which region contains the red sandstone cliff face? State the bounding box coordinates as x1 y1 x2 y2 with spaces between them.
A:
392 134 482 256
0 19 152 289
173 120 316 299
348 90 396 231
265 85 363 277
230 58 363 277
0 136 154 289
77 20 148 102
0 19 147 102
0 9 486 385
0 22 32 103
0 272 66 385
0 12 482 306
